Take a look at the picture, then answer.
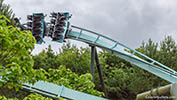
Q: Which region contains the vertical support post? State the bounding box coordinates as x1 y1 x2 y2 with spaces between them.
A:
95 48 108 97
90 45 95 82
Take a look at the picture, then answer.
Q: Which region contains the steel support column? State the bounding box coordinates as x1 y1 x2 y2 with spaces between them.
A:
95 48 108 97
90 45 95 82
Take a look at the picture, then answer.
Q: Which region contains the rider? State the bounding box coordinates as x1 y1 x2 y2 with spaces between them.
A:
14 17 26 31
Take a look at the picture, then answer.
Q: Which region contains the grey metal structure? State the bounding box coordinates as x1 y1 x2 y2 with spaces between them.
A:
90 45 95 82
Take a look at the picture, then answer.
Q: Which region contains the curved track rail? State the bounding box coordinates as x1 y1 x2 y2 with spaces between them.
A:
68 25 177 83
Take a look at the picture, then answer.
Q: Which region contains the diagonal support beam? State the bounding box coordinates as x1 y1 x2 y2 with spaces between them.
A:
95 48 108 97
90 45 95 82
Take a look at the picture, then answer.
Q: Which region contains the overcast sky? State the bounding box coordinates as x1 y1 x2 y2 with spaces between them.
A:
4 0 177 54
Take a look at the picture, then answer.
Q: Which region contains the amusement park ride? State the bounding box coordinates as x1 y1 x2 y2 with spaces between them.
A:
17 12 177 100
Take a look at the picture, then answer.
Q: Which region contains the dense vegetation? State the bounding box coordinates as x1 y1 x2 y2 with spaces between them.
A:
0 0 15 23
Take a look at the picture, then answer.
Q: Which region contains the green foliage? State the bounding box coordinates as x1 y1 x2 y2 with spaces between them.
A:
23 93 53 100
137 36 177 70
139 39 158 60
0 93 58 100
0 96 18 100
33 42 90 74
0 87 29 99
33 45 59 70
47 66 104 97
0 15 46 90
57 42 90 74
0 0 15 22
159 36 177 70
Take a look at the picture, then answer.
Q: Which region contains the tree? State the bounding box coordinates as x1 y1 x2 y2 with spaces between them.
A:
0 93 53 100
138 39 158 60
159 36 177 70
0 15 46 90
47 66 104 97
57 43 91 74
33 45 59 70
33 42 91 74
0 0 15 23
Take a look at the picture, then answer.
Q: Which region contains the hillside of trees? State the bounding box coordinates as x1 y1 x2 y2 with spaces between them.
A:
1 0 177 99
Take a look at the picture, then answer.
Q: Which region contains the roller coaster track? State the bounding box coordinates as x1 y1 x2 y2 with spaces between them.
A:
68 25 177 83
22 81 107 100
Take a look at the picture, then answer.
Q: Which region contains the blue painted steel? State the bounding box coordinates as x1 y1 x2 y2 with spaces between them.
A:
68 25 177 83
33 13 45 44
22 81 108 100
56 12 70 43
